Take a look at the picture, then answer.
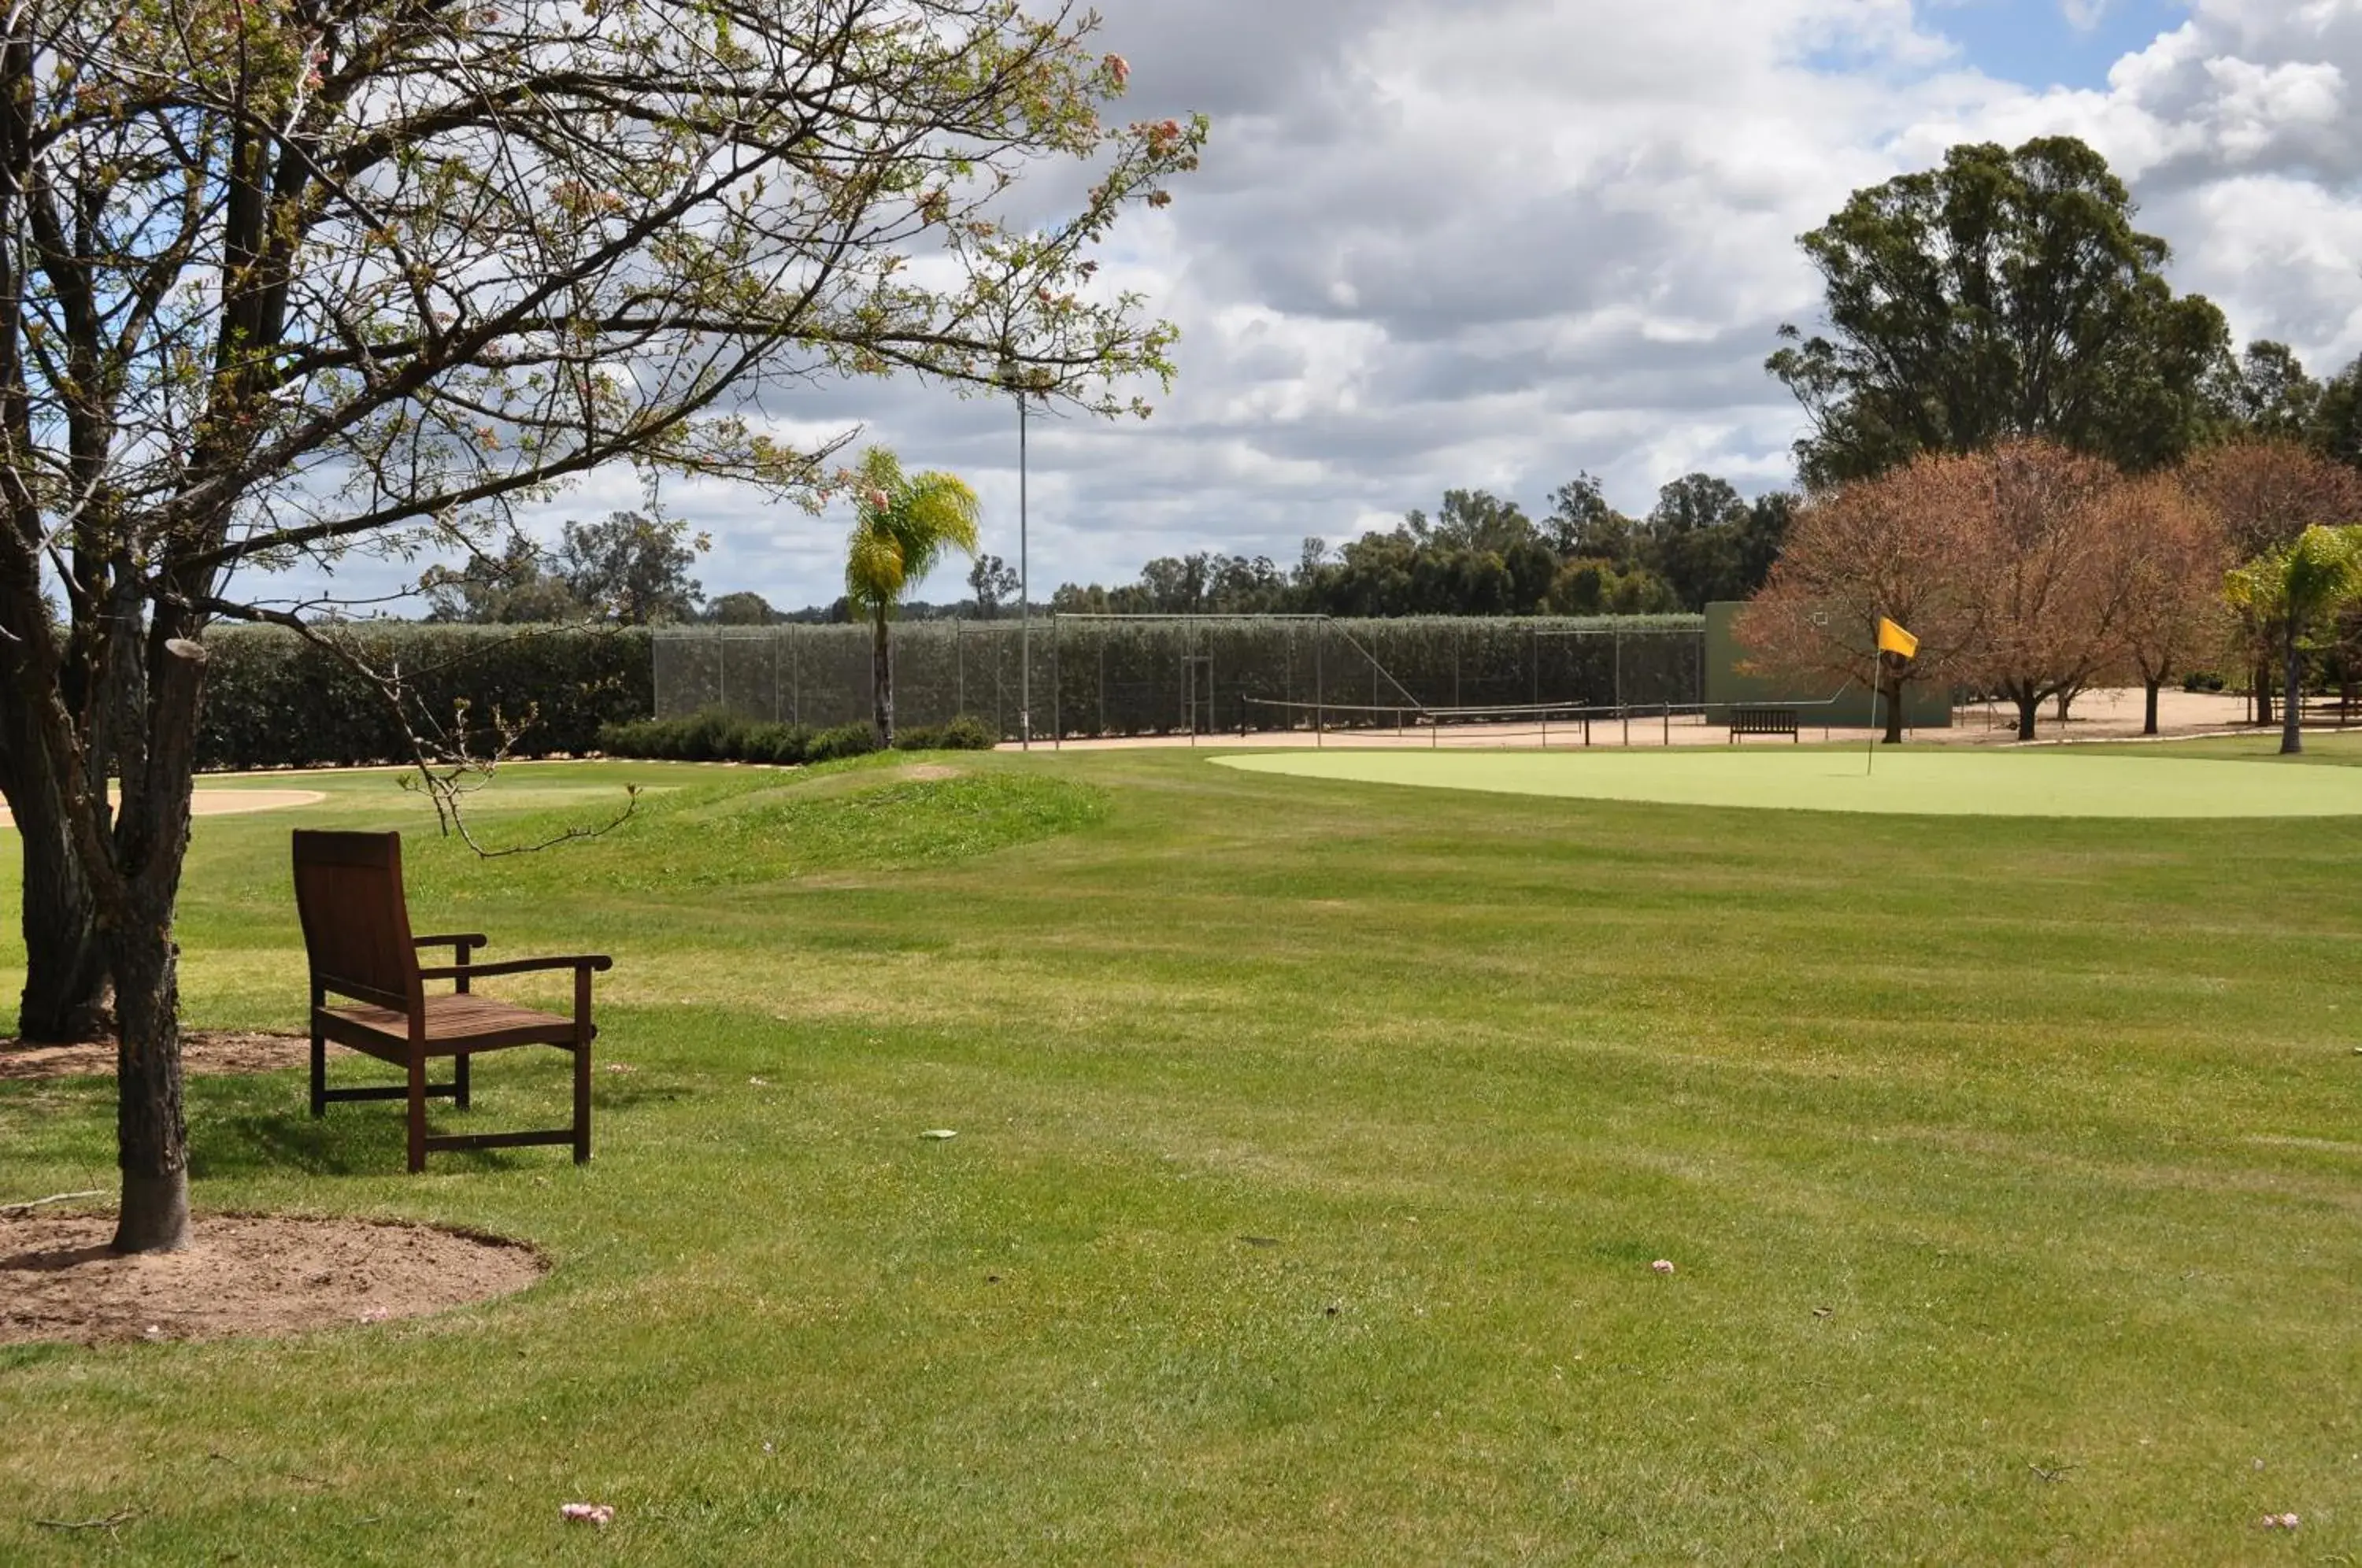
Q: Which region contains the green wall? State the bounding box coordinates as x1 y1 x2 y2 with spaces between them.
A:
1703 602 1951 730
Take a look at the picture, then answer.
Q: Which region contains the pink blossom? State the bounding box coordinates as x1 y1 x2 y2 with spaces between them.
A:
561 1503 616 1528
1105 54 1129 87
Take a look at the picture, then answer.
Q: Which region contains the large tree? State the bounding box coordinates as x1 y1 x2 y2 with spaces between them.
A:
1769 136 2231 488
2216 340 2321 442
0 0 1201 1251
554 512 706 626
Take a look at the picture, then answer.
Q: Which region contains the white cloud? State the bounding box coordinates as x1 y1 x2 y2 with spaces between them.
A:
355 0 2362 612
2063 0 2114 32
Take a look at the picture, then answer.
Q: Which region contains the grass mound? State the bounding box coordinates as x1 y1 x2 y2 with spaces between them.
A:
391 758 1108 898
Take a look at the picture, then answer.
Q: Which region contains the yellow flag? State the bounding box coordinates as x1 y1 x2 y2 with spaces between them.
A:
1876 616 1918 660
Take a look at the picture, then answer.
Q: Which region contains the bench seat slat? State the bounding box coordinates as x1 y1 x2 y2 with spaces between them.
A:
320 992 587 1056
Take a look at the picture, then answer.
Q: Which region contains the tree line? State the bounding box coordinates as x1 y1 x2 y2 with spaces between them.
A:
1049 473 1797 620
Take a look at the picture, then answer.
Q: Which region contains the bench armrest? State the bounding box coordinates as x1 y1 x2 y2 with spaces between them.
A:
418 955 613 980
413 933 490 950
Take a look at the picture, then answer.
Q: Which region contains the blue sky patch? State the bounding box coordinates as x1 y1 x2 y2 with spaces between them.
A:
1923 0 2190 90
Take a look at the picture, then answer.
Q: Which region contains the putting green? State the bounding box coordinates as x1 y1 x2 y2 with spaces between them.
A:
1213 747 2362 818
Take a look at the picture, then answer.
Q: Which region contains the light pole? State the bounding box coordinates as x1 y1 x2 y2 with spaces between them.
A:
1001 362 1032 749
1019 384 1031 750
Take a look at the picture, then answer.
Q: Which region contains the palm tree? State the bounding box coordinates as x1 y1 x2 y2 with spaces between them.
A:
2224 523 2362 755
844 446 982 745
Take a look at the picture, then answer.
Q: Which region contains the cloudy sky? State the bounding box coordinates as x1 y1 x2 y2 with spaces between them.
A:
353 0 2362 613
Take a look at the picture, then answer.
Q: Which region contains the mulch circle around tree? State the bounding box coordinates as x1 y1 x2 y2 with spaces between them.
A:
0 1030 313 1082
3 1034 546 1344
0 1213 547 1346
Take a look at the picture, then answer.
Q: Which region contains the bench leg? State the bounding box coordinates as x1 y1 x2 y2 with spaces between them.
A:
310 1024 327 1118
572 1043 592 1164
454 1051 472 1111
406 1050 428 1174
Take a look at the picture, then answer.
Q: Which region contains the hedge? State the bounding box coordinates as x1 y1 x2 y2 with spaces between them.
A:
196 624 653 771
594 709 995 765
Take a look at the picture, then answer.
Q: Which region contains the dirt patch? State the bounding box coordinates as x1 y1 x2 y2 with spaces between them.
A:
0 1030 310 1082
0 1212 546 1345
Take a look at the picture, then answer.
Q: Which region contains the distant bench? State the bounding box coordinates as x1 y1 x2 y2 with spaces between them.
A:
1727 706 1799 743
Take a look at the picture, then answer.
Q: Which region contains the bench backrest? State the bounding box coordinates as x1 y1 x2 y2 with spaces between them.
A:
291 830 422 1013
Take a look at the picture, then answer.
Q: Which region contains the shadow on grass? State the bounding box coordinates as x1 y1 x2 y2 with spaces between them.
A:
193 1109 394 1179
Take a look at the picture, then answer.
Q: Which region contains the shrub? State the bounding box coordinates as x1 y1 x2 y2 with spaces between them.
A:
597 709 819 765
805 723 879 762
2182 671 2227 693
890 714 994 751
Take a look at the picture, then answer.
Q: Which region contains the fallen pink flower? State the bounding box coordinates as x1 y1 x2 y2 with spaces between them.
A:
2259 1512 2300 1529
1651 1259 1675 1275
561 1503 616 1528
604 1063 637 1074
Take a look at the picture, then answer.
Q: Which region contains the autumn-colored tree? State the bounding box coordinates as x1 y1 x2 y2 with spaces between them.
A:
1949 442 2128 741
1734 456 1981 744
2094 475 2231 734
2179 441 2362 722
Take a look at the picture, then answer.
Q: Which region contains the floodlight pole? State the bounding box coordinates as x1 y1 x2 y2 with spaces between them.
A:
1019 386 1031 751
1000 361 1033 750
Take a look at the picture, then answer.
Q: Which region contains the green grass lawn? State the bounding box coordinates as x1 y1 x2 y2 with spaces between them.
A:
3 738 2360 1563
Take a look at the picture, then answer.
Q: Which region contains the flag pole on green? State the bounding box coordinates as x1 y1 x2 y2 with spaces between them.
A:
1867 614 1919 775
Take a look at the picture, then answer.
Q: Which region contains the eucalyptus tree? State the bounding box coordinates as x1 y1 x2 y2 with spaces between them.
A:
1769 136 2230 487
0 0 1202 1249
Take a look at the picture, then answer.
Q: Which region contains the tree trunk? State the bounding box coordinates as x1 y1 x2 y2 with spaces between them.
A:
2255 659 2275 726
2282 627 2305 756
1881 669 1904 745
0 646 113 1042
2144 678 2162 737
2014 693 2040 741
870 607 894 746
17 807 111 1041
2054 689 2074 724
109 891 189 1252
104 632 209 1253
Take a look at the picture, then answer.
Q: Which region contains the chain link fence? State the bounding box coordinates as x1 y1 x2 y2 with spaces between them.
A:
653 616 1705 739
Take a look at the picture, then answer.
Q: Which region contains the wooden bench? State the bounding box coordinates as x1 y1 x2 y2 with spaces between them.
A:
292 830 612 1173
1727 705 1800 743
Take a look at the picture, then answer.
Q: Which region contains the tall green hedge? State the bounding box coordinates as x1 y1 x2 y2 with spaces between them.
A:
197 624 653 771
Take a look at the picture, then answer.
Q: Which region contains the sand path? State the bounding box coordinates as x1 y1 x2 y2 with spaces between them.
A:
0 788 324 828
